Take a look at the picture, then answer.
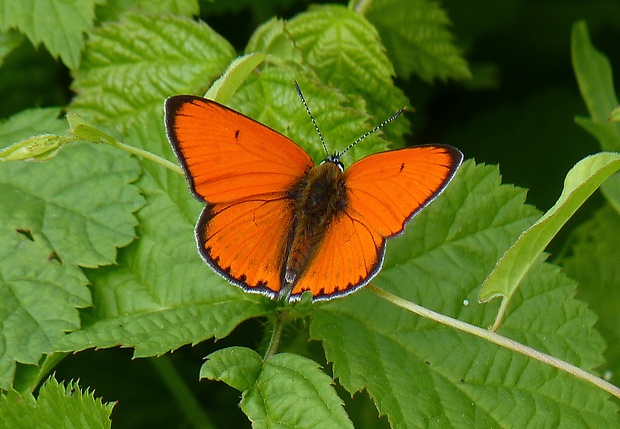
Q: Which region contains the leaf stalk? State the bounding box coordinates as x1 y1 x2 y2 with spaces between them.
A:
368 283 620 400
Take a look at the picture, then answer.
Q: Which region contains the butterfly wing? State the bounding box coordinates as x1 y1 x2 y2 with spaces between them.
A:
198 198 293 298
289 145 462 301
344 145 463 237
288 209 385 300
165 96 313 204
165 95 314 296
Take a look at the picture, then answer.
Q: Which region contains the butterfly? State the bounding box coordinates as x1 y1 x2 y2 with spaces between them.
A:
164 84 462 302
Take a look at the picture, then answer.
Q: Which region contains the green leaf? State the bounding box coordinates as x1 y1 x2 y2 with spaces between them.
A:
203 348 354 428
132 0 198 15
56 115 270 357
610 105 620 123
0 119 143 389
574 116 619 149
362 0 471 82
563 205 620 387
95 0 199 22
0 107 66 146
205 52 267 103
0 107 71 160
201 346 263 392
0 230 89 390
287 4 409 147
66 113 117 146
601 174 620 215
245 17 304 65
0 0 98 69
311 161 618 427
71 13 235 133
0 377 114 428
571 20 620 152
0 106 144 388
288 5 392 87
0 141 143 268
480 152 620 303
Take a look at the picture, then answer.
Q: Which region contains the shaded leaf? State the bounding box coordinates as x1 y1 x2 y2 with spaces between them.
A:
0 0 98 69
563 205 620 387
571 20 620 152
0 30 23 67
201 346 262 392
202 348 353 429
363 0 471 82
133 0 199 15
96 0 199 21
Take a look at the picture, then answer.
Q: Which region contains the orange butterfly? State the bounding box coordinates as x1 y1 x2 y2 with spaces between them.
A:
165 85 462 302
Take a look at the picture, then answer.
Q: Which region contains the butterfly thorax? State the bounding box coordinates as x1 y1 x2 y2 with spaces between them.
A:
283 160 347 292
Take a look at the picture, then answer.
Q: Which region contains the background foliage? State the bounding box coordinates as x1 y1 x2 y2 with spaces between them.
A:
0 0 619 428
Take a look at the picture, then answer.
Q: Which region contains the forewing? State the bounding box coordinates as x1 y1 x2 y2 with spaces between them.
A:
165 95 314 203
198 196 294 297
344 145 463 237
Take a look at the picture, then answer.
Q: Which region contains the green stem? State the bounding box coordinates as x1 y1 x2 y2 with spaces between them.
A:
351 0 372 14
150 356 215 429
263 312 286 360
36 352 68 388
111 140 182 174
12 353 69 394
367 283 620 400
490 298 509 332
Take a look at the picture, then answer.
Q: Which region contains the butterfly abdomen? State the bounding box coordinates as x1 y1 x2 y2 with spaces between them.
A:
283 161 348 290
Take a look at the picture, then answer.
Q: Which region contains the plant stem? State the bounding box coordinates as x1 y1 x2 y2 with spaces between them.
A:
367 283 620 400
263 312 286 360
490 298 509 332
150 356 215 429
111 140 183 174
351 0 372 14
35 352 68 390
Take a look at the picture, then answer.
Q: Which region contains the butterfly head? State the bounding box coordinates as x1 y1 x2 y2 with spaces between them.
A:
321 153 345 171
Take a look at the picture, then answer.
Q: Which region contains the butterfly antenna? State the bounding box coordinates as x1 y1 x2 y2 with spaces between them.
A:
294 81 330 157
338 107 406 157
